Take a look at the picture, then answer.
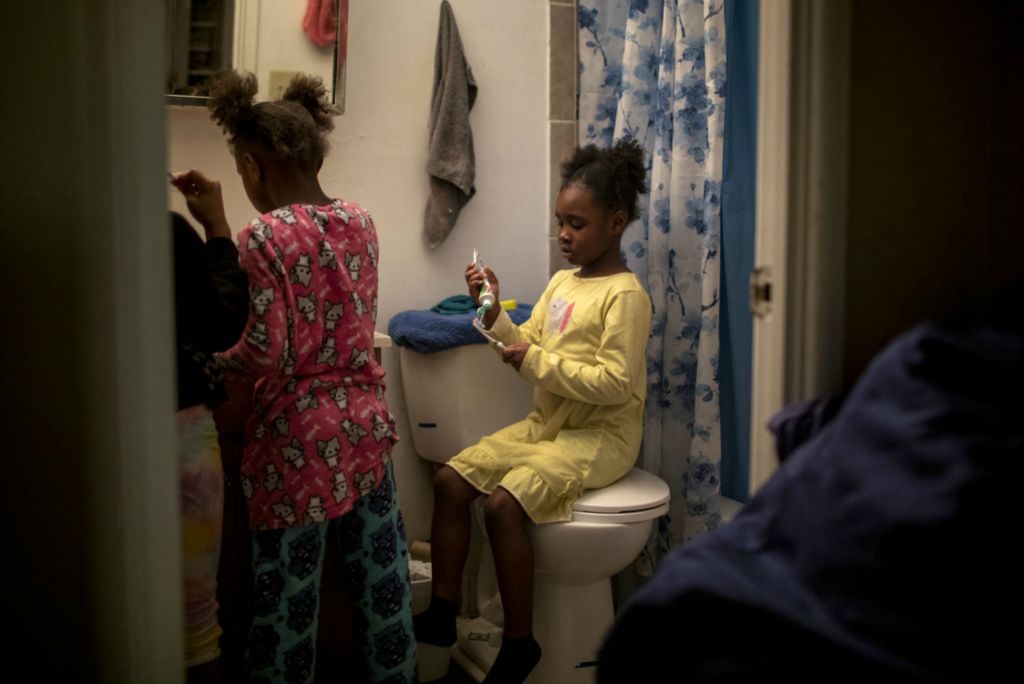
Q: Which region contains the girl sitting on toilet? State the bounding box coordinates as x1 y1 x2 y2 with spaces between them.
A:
414 139 652 684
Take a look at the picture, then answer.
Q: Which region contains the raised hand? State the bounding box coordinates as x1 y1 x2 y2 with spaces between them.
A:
464 262 500 306
465 261 501 328
170 170 231 240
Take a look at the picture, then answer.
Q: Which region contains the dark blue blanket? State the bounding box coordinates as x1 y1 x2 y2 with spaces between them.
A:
387 304 533 354
599 313 1022 682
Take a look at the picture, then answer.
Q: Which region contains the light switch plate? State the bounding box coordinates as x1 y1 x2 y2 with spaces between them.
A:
267 70 301 100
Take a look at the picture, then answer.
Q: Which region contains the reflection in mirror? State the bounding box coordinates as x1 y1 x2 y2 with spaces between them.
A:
166 0 347 110
166 0 235 97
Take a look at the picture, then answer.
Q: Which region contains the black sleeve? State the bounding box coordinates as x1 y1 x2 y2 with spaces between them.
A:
173 215 232 408
204 236 250 346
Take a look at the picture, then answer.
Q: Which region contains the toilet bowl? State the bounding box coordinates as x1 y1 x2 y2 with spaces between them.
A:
456 468 669 684
398 345 670 683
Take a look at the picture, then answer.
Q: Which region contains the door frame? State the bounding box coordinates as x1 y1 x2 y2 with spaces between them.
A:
749 0 852 493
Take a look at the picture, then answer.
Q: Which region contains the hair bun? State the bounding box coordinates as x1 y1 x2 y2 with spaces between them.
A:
560 139 647 222
207 70 258 136
607 138 646 196
560 144 602 182
282 74 338 134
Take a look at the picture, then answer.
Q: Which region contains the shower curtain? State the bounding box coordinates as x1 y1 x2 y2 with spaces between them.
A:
579 0 726 557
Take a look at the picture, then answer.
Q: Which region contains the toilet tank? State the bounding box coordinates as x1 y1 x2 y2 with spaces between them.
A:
399 344 535 463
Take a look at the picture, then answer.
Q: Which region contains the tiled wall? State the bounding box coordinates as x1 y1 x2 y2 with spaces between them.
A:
549 1 578 274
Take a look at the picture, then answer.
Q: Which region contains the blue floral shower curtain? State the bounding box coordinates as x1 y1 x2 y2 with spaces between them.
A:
579 0 726 553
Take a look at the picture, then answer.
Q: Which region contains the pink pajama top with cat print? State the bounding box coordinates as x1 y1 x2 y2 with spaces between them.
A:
219 200 398 530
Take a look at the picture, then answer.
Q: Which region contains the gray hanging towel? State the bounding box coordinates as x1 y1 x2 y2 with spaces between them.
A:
423 0 477 249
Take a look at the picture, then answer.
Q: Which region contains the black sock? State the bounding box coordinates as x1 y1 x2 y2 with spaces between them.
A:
413 596 458 647
482 633 542 684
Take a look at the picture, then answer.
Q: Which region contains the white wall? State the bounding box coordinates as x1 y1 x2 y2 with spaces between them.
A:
168 0 551 540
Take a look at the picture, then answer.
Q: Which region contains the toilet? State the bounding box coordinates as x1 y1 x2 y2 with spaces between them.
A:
399 344 670 683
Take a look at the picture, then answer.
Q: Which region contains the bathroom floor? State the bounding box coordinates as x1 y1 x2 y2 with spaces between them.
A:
314 656 476 683
434 663 477 684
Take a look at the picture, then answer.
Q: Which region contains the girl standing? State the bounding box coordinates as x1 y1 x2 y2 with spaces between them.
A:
414 140 652 684
173 71 415 684
171 210 248 683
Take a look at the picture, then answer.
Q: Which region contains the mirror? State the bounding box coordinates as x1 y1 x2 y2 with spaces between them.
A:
166 0 347 111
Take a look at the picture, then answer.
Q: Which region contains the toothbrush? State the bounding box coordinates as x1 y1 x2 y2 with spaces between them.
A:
471 250 504 349
473 320 506 350
168 171 201 197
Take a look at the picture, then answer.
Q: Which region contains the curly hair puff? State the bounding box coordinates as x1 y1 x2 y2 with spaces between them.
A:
560 138 647 222
207 70 338 167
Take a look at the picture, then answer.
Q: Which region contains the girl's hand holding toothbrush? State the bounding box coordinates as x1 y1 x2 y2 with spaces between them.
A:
500 343 531 372
465 261 501 328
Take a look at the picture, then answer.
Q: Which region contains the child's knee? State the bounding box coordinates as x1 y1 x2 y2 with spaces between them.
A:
434 465 470 498
483 487 525 524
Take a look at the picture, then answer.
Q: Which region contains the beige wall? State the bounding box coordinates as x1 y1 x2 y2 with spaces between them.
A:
841 0 1023 386
168 0 552 540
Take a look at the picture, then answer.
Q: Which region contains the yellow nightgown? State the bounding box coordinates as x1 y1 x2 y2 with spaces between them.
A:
447 268 652 523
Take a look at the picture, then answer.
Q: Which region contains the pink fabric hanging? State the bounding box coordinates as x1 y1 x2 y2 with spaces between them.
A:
303 0 336 47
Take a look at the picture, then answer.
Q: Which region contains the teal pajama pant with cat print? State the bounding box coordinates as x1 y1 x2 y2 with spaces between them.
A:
247 464 416 683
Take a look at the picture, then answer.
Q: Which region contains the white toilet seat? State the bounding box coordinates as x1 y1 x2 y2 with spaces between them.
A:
569 468 670 524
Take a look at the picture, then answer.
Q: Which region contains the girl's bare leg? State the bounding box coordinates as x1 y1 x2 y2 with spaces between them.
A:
482 488 534 638
481 487 542 683
414 465 479 646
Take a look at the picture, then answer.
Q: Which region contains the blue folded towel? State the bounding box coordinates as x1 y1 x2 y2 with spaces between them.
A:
430 294 477 315
388 304 533 354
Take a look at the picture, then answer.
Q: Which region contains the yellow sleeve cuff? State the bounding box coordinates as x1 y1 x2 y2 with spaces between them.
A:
489 307 517 341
